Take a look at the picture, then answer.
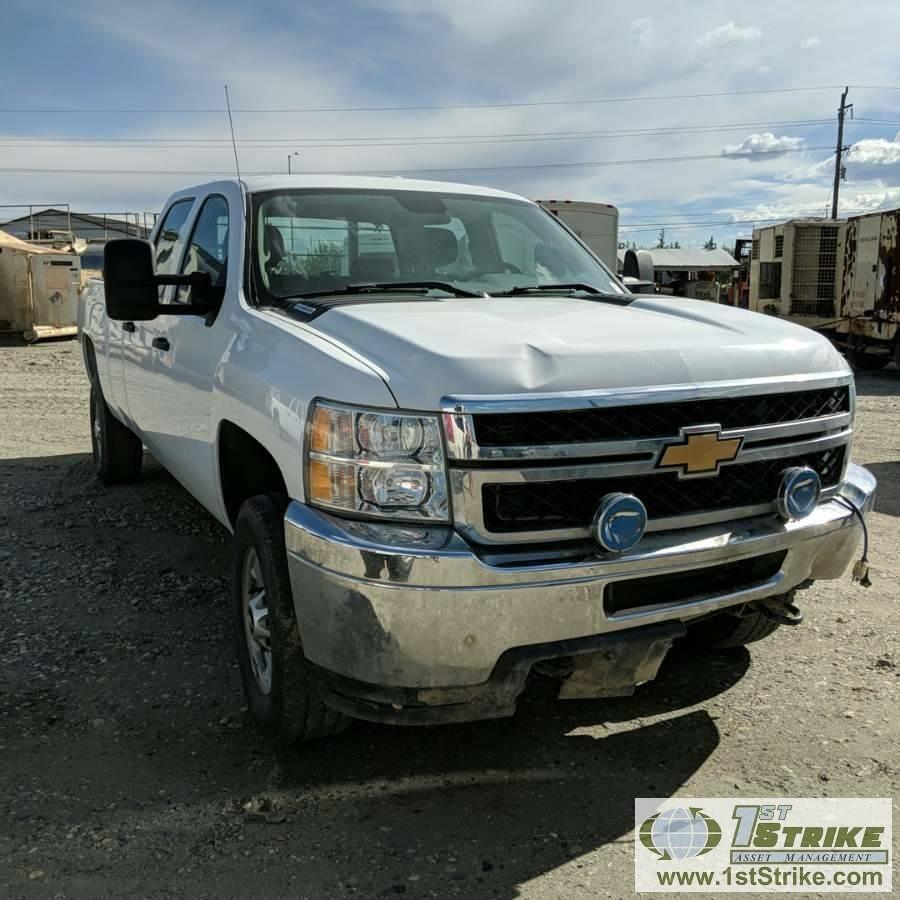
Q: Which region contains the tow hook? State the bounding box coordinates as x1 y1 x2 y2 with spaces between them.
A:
755 595 804 626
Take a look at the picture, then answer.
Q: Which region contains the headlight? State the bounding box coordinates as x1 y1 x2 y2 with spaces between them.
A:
305 401 449 522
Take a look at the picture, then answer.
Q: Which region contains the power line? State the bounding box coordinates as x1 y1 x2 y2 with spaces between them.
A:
0 145 834 178
0 85 850 115
0 116 887 152
851 117 900 125
0 118 835 145
0 120 841 151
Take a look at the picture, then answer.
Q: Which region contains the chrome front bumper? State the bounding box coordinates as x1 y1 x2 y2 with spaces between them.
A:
284 463 876 693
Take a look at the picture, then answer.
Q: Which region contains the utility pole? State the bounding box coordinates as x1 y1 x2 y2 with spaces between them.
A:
831 87 852 219
288 151 301 174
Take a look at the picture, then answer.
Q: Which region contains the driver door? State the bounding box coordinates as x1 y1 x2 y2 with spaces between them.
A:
121 197 195 450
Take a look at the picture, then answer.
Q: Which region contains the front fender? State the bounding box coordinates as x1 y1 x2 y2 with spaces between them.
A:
212 306 397 505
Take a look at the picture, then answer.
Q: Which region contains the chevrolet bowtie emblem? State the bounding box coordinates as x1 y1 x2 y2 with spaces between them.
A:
657 427 743 478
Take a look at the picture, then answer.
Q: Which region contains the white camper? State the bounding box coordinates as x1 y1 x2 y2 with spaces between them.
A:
537 200 619 271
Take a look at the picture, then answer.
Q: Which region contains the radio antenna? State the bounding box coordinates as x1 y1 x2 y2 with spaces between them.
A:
224 84 242 183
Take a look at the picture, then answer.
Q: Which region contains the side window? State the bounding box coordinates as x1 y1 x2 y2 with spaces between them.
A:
154 199 194 277
175 195 230 304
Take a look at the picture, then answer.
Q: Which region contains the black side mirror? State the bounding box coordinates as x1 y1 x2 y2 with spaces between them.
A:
103 239 216 322
104 239 160 321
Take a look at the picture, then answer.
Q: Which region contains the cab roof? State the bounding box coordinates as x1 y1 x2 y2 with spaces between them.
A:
173 174 531 203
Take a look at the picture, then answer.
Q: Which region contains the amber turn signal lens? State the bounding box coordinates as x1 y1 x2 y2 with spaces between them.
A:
309 406 334 454
307 458 333 502
307 458 356 508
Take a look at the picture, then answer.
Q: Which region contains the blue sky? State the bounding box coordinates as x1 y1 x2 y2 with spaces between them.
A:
3 0 900 247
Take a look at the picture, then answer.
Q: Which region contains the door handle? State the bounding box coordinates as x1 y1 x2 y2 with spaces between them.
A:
152 337 170 351
122 321 136 333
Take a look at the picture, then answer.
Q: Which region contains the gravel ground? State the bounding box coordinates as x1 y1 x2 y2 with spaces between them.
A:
0 339 897 900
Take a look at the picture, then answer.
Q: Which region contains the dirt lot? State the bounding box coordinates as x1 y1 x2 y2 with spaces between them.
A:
0 340 897 900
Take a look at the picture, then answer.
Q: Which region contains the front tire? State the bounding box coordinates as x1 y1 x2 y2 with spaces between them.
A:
685 605 781 650
90 383 143 485
232 494 349 744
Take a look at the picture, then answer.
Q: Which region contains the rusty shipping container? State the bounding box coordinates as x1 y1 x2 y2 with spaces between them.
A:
838 209 900 369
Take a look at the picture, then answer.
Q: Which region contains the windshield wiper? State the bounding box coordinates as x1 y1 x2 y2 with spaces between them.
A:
494 283 601 295
493 283 633 304
289 281 482 301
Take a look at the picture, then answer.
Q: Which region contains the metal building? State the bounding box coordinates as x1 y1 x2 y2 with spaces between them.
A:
0 207 154 245
622 247 739 301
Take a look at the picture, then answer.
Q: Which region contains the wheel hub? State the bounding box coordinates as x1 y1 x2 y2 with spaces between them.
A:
241 547 272 695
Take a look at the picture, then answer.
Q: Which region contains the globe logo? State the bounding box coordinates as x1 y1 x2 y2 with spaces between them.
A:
639 807 722 861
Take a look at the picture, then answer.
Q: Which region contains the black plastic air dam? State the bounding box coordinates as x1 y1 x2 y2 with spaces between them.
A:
603 550 788 617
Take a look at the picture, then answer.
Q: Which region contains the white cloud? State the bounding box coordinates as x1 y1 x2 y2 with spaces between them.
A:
800 35 822 49
696 22 761 48
842 185 900 212
721 133 806 160
810 133 900 183
846 132 900 169
631 17 654 46
720 181 900 223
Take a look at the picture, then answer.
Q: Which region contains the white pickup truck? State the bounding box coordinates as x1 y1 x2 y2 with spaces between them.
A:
79 175 875 744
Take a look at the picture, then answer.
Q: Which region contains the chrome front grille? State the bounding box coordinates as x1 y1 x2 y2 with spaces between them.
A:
472 386 849 447
442 374 854 546
482 446 846 534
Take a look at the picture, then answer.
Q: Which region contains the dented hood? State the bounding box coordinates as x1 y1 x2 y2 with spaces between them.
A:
310 295 848 410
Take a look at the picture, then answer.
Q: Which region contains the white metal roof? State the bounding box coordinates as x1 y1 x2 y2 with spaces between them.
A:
176 174 532 202
753 216 859 237
752 217 846 234
637 247 739 271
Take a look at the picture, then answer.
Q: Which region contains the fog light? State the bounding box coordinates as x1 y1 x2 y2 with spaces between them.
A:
593 493 647 553
776 466 821 521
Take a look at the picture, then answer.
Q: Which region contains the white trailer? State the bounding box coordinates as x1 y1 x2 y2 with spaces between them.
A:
537 200 619 271
749 219 846 331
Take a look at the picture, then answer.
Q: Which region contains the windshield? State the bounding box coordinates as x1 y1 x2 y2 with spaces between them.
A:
250 188 624 303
